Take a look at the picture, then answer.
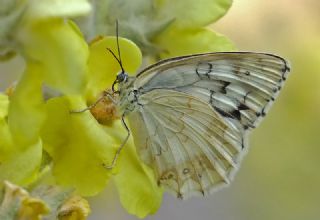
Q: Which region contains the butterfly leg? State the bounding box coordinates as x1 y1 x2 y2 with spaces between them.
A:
70 91 117 113
103 114 130 169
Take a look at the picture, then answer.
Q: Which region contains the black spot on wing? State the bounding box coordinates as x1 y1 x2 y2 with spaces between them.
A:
231 110 242 121
209 90 215 104
213 106 241 121
220 81 231 94
241 137 245 149
243 91 251 103
238 103 250 111
196 62 213 78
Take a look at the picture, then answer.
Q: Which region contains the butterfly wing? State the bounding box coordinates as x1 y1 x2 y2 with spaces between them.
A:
128 52 290 198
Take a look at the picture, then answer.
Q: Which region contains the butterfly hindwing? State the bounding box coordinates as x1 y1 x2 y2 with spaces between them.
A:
127 89 245 198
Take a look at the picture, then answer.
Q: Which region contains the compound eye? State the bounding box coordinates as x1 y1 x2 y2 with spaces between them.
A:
117 72 127 82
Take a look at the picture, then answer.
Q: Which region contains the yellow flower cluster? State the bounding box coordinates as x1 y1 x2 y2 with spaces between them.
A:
0 0 234 218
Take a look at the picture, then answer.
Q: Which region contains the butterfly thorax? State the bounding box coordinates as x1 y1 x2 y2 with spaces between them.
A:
117 75 141 116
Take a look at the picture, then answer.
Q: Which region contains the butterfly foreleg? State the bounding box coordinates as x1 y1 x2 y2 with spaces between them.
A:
70 90 117 113
103 114 130 169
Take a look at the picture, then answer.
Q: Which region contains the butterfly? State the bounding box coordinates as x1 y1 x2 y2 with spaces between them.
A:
97 50 290 199
72 28 290 198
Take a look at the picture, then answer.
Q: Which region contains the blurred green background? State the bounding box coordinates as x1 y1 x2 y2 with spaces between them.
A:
1 0 319 220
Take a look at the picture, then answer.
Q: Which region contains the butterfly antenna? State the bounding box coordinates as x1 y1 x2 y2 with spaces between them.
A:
115 20 125 73
106 20 125 73
107 48 121 65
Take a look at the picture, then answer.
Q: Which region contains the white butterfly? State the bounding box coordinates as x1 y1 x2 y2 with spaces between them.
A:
105 51 290 199
75 51 290 199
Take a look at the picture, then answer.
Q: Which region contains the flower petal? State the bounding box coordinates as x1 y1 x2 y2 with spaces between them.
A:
18 19 89 95
154 27 235 58
0 61 43 184
58 195 91 220
87 36 142 101
113 139 163 218
0 94 12 159
41 96 119 196
18 196 50 220
0 94 9 121
156 0 232 28
8 62 45 146
0 140 42 186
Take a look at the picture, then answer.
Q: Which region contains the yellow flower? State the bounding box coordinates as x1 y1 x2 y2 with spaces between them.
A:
58 195 91 220
0 0 91 186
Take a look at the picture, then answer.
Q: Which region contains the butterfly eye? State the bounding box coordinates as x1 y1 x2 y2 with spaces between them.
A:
116 72 127 82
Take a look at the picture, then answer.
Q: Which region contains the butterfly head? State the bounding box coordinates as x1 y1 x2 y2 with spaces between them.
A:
116 71 128 82
112 71 128 92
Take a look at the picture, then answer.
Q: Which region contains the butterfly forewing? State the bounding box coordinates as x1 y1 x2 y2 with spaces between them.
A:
135 52 290 130
121 52 290 199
